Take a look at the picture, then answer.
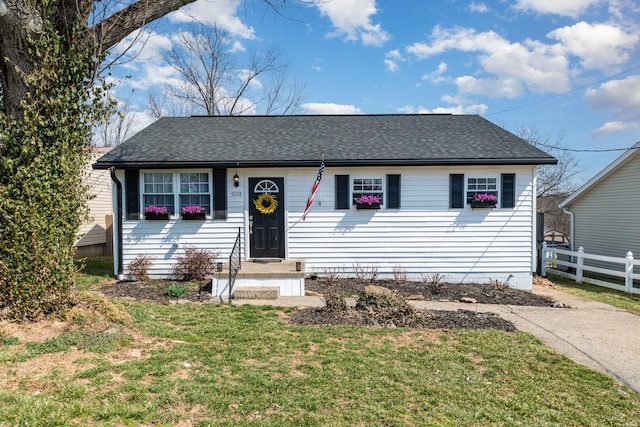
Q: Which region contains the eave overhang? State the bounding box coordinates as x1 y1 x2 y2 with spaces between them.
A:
94 157 558 170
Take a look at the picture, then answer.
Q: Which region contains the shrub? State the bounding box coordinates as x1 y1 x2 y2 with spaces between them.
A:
165 284 187 299
172 247 220 282
323 290 348 313
489 279 510 291
321 267 344 284
353 264 379 284
392 266 407 284
126 255 154 282
421 272 446 294
355 289 423 327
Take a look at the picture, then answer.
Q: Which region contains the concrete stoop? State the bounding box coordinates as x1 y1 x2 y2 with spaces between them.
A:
233 287 280 300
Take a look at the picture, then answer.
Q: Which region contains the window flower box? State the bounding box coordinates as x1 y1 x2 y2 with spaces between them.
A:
182 213 206 220
470 193 497 209
354 195 381 210
470 201 496 209
145 206 170 220
181 205 206 220
356 202 381 209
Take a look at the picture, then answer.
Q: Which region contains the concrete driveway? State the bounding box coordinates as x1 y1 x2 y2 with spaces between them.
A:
497 287 640 394
232 286 640 393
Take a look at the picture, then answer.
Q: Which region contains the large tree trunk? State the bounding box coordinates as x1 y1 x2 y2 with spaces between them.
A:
0 0 199 118
0 1 41 119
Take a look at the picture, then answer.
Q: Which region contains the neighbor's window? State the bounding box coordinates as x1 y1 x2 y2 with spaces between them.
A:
466 177 497 204
179 172 211 214
352 177 384 205
143 172 175 214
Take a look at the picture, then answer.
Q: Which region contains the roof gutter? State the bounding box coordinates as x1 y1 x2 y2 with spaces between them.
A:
94 157 558 170
109 168 124 280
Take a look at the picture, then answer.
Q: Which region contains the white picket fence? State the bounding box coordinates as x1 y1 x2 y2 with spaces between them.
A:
541 242 640 294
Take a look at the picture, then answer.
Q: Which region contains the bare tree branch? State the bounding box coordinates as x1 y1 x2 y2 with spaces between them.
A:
159 23 304 116
514 125 583 199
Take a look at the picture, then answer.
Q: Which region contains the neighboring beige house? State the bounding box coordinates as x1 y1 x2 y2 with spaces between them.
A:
75 147 114 258
560 142 640 270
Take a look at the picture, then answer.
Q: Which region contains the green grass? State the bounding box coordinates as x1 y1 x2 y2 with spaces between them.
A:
548 273 640 314
2 301 640 425
2 261 639 424
74 256 115 290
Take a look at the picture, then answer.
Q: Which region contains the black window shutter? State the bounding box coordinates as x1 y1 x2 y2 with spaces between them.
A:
386 174 401 208
501 173 515 208
125 169 140 220
450 174 464 208
335 175 350 209
213 168 227 219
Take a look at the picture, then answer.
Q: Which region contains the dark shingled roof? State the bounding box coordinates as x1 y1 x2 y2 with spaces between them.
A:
94 114 557 169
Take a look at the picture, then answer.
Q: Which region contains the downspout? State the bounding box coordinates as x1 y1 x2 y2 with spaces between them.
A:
563 208 575 252
109 168 124 280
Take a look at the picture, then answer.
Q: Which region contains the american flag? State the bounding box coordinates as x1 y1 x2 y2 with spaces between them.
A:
303 159 325 221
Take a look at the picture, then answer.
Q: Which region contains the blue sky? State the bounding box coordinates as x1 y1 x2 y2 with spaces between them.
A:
105 0 640 182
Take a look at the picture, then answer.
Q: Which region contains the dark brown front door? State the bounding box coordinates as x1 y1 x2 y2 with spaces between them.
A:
249 178 285 259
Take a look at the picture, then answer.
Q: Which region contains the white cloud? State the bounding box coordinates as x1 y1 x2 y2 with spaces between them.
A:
108 29 183 93
384 49 403 72
585 75 640 135
111 29 173 63
421 62 448 83
468 2 489 13
548 22 638 70
302 103 363 114
398 103 488 115
314 0 390 46
406 26 570 96
514 0 604 17
169 0 255 39
592 120 640 136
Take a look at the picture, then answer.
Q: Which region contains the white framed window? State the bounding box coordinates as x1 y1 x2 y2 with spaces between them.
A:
179 172 211 214
141 170 211 217
466 176 498 204
352 177 384 205
143 172 175 214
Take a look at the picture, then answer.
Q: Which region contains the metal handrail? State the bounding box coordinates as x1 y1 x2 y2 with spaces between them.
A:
228 227 241 300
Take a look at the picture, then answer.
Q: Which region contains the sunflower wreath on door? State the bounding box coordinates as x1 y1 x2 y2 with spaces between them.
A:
253 193 278 214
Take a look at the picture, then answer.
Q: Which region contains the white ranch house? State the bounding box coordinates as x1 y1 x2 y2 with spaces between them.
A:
94 114 556 294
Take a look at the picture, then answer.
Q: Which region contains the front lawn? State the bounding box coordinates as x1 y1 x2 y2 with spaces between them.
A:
2 303 640 424
1 259 638 425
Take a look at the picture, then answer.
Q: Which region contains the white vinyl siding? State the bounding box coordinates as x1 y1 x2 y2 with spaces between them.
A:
288 166 534 288
570 154 640 272
114 165 536 289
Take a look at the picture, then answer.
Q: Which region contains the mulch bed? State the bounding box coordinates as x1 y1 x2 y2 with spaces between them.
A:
293 277 558 332
97 277 559 331
305 277 556 306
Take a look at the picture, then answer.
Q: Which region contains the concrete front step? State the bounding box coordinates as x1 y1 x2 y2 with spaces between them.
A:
233 287 280 300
